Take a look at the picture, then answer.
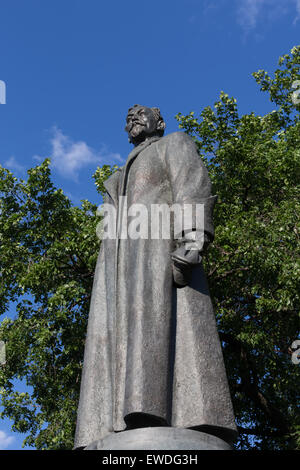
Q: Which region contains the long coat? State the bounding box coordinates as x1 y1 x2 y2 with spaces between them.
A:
74 132 237 448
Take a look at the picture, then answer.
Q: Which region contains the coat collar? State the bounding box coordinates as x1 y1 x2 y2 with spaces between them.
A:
120 136 161 196
104 136 161 205
125 135 161 169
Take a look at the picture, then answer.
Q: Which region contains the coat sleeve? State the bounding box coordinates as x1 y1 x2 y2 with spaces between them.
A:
162 132 217 284
163 131 217 246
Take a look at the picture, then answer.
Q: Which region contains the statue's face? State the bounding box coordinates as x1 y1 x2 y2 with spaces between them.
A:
125 106 158 145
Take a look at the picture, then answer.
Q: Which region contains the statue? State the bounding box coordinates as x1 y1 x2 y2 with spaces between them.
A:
74 105 238 450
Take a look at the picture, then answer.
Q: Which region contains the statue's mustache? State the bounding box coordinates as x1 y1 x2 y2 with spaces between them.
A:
127 119 145 132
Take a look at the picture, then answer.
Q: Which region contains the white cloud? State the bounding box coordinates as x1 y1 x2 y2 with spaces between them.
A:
36 127 123 182
0 430 15 450
237 0 264 31
237 0 300 31
3 156 25 174
293 0 300 22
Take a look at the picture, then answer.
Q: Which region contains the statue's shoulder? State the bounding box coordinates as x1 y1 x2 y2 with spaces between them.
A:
105 166 122 183
158 131 194 146
103 166 123 196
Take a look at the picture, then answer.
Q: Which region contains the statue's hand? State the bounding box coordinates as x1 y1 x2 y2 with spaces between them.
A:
172 259 193 287
171 246 202 288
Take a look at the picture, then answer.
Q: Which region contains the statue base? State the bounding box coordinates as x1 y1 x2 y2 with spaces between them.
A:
84 427 232 450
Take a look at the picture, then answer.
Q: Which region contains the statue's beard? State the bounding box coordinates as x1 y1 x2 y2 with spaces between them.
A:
129 122 145 138
127 119 158 145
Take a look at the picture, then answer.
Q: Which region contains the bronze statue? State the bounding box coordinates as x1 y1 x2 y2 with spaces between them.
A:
74 105 237 450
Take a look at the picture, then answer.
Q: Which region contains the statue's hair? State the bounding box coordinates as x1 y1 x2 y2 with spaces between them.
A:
128 104 166 137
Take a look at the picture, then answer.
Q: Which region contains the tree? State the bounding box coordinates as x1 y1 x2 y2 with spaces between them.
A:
0 47 299 450
175 45 300 450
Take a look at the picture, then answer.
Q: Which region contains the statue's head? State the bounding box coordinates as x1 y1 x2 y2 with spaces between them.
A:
125 104 166 146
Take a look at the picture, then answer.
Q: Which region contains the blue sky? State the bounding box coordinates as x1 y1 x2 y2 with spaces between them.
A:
0 0 299 450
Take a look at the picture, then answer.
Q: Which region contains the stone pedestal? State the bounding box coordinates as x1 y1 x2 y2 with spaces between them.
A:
84 427 232 450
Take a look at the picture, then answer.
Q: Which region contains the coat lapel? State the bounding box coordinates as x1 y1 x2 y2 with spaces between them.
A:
120 136 161 196
103 169 122 207
103 136 160 206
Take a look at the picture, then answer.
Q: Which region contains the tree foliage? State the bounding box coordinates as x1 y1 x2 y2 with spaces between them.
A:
0 47 299 449
176 46 300 450
0 161 99 448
